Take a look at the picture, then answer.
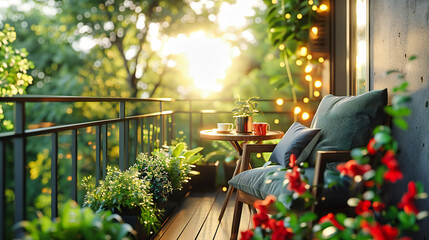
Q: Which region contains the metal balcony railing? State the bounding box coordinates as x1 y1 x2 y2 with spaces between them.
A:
0 95 313 238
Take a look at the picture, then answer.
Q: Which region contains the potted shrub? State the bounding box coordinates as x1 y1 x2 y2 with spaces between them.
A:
81 166 160 239
17 200 135 239
232 97 262 133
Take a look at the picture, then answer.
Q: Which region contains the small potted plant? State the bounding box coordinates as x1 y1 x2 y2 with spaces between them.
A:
232 97 262 133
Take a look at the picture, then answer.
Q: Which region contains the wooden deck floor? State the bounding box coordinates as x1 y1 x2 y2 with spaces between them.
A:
153 191 252 240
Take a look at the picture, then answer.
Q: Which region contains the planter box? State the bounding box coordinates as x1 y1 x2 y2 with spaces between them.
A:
189 161 219 192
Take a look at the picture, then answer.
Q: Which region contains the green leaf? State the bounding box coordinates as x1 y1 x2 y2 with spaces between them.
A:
408 55 418 61
392 95 411 105
386 70 400 75
415 181 424 194
182 147 203 160
398 211 416 229
392 81 408 92
299 212 317 222
172 143 185 157
285 39 298 54
275 201 288 215
393 117 408 130
374 132 392 145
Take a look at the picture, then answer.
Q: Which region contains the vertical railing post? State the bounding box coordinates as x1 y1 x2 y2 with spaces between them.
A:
171 113 175 142
71 130 77 201
95 126 101 185
13 102 25 237
141 119 144 153
0 141 5 240
102 125 107 178
189 100 193 148
119 101 126 170
160 101 164 146
51 132 58 220
134 119 138 162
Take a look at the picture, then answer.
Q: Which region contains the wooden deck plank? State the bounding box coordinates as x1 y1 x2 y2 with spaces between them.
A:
213 192 251 240
178 192 217 240
195 191 225 240
153 193 205 240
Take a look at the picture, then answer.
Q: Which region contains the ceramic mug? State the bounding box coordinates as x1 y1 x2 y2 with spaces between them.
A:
217 123 233 131
253 122 270 136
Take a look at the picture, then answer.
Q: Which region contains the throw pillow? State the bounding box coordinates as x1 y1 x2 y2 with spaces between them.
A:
307 88 387 166
269 122 321 167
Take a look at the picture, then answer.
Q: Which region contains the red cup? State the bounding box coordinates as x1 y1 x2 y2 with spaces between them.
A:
253 122 270 136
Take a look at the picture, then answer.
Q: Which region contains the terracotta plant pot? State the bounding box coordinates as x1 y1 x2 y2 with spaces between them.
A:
235 116 253 133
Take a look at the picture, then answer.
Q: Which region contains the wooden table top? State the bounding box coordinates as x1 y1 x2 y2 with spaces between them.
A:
200 129 284 141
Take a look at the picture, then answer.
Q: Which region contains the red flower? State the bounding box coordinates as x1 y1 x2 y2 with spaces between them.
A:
268 219 294 240
372 201 385 212
362 222 398 240
252 211 269 228
336 160 372 177
381 151 403 183
240 230 253 240
367 138 377 155
355 200 372 215
319 213 344 230
254 195 276 213
398 181 419 214
285 166 307 195
289 154 297 168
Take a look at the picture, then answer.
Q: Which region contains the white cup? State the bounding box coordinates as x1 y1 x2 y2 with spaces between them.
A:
217 123 233 131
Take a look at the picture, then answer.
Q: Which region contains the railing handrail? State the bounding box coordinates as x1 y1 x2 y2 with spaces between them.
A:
0 95 174 103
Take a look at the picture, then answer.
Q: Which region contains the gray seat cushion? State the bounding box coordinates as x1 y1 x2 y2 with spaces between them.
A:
228 165 350 209
307 89 387 166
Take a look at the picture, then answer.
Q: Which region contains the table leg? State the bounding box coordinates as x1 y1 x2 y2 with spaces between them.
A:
218 157 241 221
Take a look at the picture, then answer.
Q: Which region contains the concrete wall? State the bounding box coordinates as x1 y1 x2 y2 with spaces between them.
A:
370 0 429 237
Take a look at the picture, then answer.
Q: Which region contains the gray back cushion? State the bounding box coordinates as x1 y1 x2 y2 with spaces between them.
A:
307 89 387 166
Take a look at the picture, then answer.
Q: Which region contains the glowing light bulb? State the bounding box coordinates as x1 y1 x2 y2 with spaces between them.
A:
318 57 325 63
305 65 313 73
305 74 312 81
285 13 291 19
274 119 280 124
297 13 303 19
302 112 310 120
222 186 227 192
314 80 322 88
296 59 303 66
294 106 302 114
303 97 309 103
312 5 318 11
311 27 318 35
272 0 277 4
280 62 285 67
308 0 314 5
279 44 285 50
314 90 320 97
307 54 313 60
256 153 262 158
320 4 328 11
270 28 275 33
300 47 307 56
276 98 284 106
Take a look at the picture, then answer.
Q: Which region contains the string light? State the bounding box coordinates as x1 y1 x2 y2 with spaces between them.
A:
222 187 227 192
297 13 303 19
314 80 322 88
296 59 303 66
302 112 310 120
307 54 313 60
305 65 313 73
300 47 308 56
303 97 309 103
314 90 321 97
318 57 325 63
320 4 328 11
305 75 312 81
308 0 314 5
280 62 285 67
276 98 284 106
256 153 262 158
285 13 291 19
272 0 277 4
311 27 318 35
312 5 318 11
294 106 302 114
279 44 285 50
274 119 280 124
